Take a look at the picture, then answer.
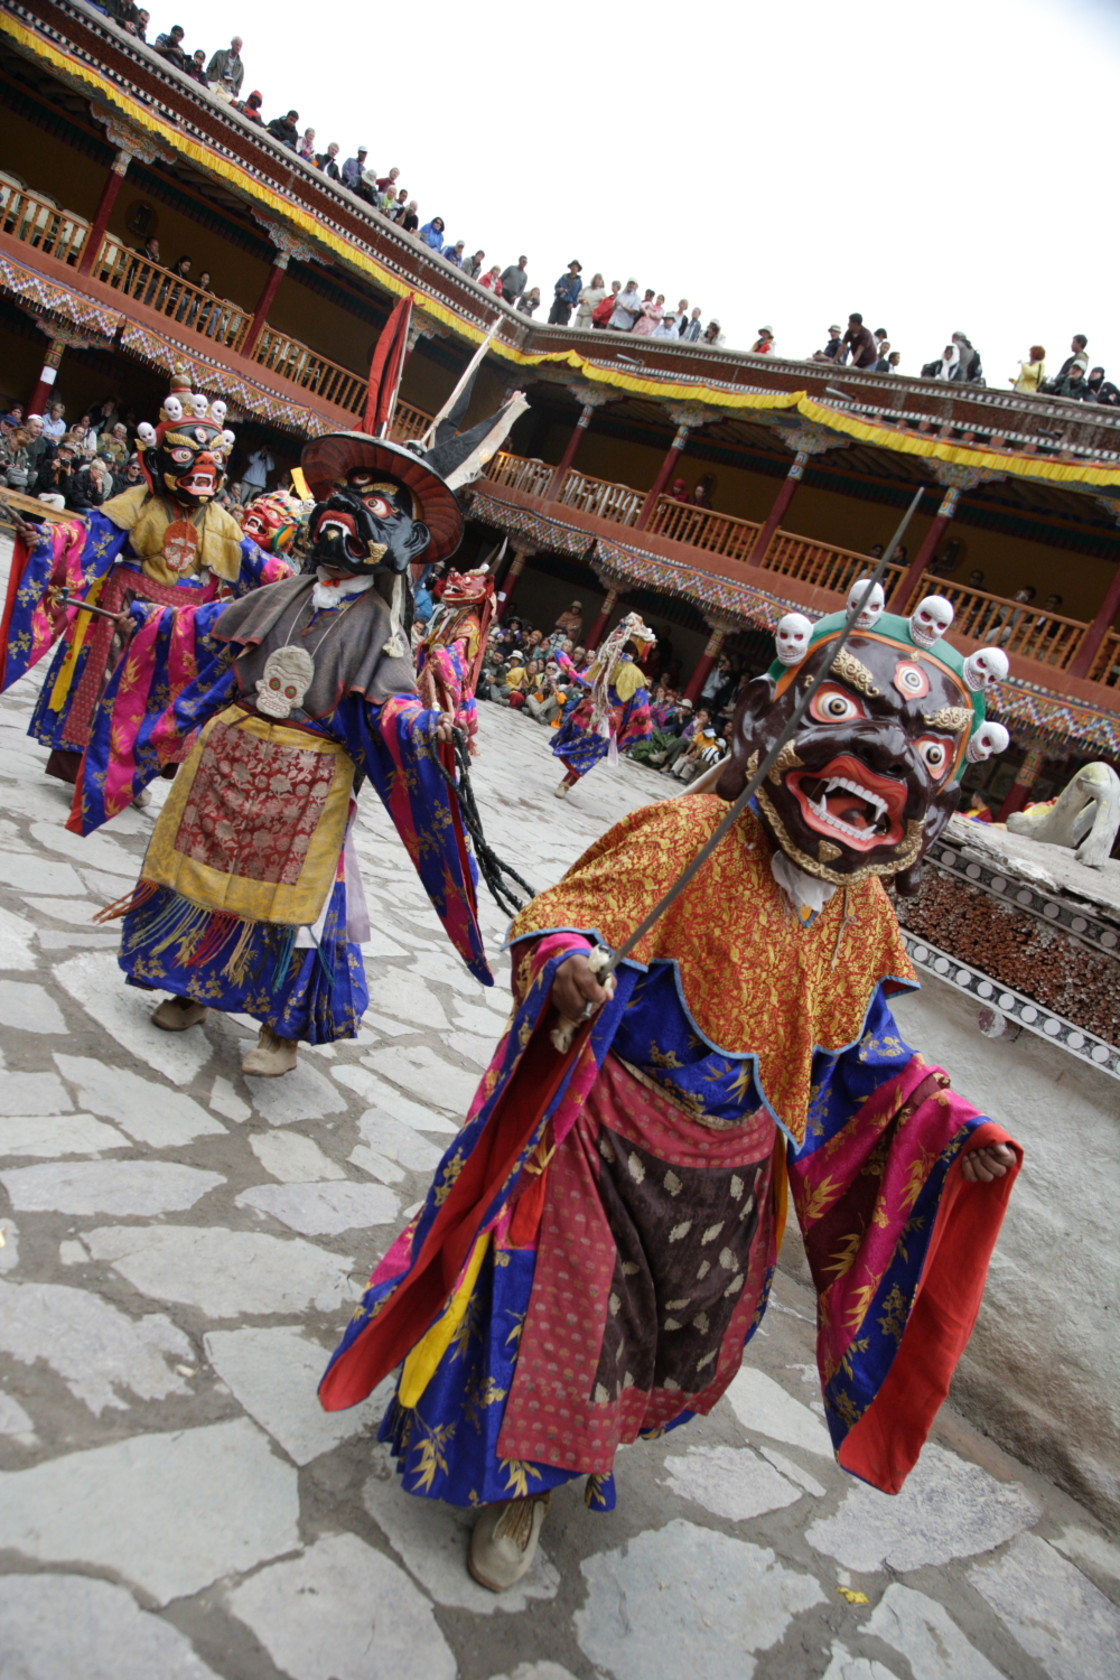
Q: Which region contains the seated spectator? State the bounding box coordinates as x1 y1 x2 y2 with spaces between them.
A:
0 402 24 430
480 265 503 294
154 24 187 67
1085 367 1120 406
1033 593 1065 637
316 142 341 180
667 719 718 782
517 287 541 317
187 49 208 85
0 427 32 492
442 240 464 268
1012 345 1046 393
995 585 1038 646
549 261 583 326
501 256 530 312
420 217 446 252
751 326 775 354
238 90 265 124
610 280 643 331
42 401 66 444
206 36 244 99
463 249 485 279
812 324 843 362
102 421 131 466
69 456 112 513
654 312 679 339
395 201 420 234
524 660 567 725
966 569 986 589
116 454 145 496
342 147 370 190
574 272 606 329
678 307 705 342
841 312 877 368
22 414 52 476
593 282 621 328
34 439 80 509
668 477 690 501
298 127 317 161
922 344 960 381
268 109 300 149
701 319 725 346
1046 361 1089 400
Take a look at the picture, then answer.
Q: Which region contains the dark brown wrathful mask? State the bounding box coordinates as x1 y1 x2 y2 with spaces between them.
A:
305 470 431 576
716 631 975 895
147 419 229 510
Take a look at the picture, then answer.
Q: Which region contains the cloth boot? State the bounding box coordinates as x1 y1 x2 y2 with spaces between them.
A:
242 1023 299 1077
468 1493 551 1593
151 995 207 1032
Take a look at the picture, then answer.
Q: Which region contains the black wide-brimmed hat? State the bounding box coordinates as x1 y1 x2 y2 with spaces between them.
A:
301 432 464 565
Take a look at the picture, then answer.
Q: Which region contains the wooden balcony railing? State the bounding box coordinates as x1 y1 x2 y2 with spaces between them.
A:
557 469 643 526
92 234 250 350
649 497 762 559
250 327 365 412
487 452 555 497
906 572 1091 670
390 401 433 444
0 182 89 266
1089 632 1120 688
760 531 903 601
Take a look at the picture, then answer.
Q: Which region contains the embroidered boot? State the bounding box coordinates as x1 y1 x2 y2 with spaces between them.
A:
468 1492 551 1593
151 995 207 1032
242 1024 299 1077
553 782 569 798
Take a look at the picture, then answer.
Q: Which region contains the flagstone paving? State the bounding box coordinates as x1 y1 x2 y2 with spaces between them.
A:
0 532 1117 1678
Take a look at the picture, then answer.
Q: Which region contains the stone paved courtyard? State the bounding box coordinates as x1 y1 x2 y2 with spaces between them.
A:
0 534 1118 1680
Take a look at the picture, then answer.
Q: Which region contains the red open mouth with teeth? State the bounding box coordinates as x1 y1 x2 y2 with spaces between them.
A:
785 753 909 853
315 510 358 540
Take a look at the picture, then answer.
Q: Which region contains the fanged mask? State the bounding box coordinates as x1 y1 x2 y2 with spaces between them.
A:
306 470 430 577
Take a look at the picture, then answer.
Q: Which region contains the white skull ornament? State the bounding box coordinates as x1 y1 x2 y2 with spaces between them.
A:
255 645 315 720
847 577 885 629
909 595 955 648
966 721 1010 764
775 612 813 666
210 400 228 425
162 396 183 423
190 393 210 419
962 645 1009 693
136 421 157 447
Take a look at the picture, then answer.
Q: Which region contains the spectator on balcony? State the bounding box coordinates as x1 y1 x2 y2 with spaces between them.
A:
691 472 717 509
206 36 245 99
633 291 665 338
953 332 984 385
479 265 503 295
609 280 643 332
681 305 704 343
186 49 209 85
169 255 194 321
1032 593 1065 639
811 324 843 362
592 282 621 329
1085 367 1120 406
342 147 369 190
654 312 680 339
574 272 606 329
238 90 264 125
375 167 401 197
501 257 530 312
382 186 407 216
922 343 960 381
395 201 420 234
297 127 317 161
1046 360 1089 400
517 287 541 317
874 339 893 373
462 249 485 280
444 240 466 268
701 319 725 346
751 326 775 355
668 477 690 501
674 299 690 335
841 312 878 368
155 24 188 68
42 401 66 445
420 217 446 252
874 327 889 361
1012 345 1046 393
966 569 986 589
315 142 341 180
887 351 902 373
1052 334 1089 386
267 109 300 149
549 260 583 327
994 585 1037 646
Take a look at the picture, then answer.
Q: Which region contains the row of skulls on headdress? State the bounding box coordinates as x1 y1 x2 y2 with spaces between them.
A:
134 369 237 511
773 582 1011 770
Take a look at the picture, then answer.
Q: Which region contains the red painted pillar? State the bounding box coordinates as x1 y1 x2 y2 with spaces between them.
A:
547 402 594 499
749 451 808 567
889 488 960 611
242 253 290 358
27 338 66 417
495 549 529 621
586 587 621 652
1070 562 1120 680
635 424 690 531
77 148 131 277
684 625 726 704
998 745 1045 821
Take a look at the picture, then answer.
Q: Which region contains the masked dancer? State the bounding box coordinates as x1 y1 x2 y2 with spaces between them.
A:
551 611 656 797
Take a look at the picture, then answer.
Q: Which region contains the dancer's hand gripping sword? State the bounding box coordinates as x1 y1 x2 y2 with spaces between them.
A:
550 489 924 1051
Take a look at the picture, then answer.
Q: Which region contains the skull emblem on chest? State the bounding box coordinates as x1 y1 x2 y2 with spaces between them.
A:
256 645 315 719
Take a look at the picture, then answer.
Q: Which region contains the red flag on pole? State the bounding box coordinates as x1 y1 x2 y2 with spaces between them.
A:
363 292 414 438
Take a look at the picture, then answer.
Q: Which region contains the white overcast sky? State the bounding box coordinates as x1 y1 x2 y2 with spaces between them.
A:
175 0 1119 387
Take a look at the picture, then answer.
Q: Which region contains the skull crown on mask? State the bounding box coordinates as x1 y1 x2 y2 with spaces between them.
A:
716 631 975 893
306 469 431 577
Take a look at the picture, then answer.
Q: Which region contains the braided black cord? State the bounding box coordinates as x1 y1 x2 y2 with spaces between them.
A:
435 729 537 917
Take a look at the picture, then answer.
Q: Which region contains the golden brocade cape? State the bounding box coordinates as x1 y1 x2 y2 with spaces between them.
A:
101 486 245 584
510 797 916 1143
